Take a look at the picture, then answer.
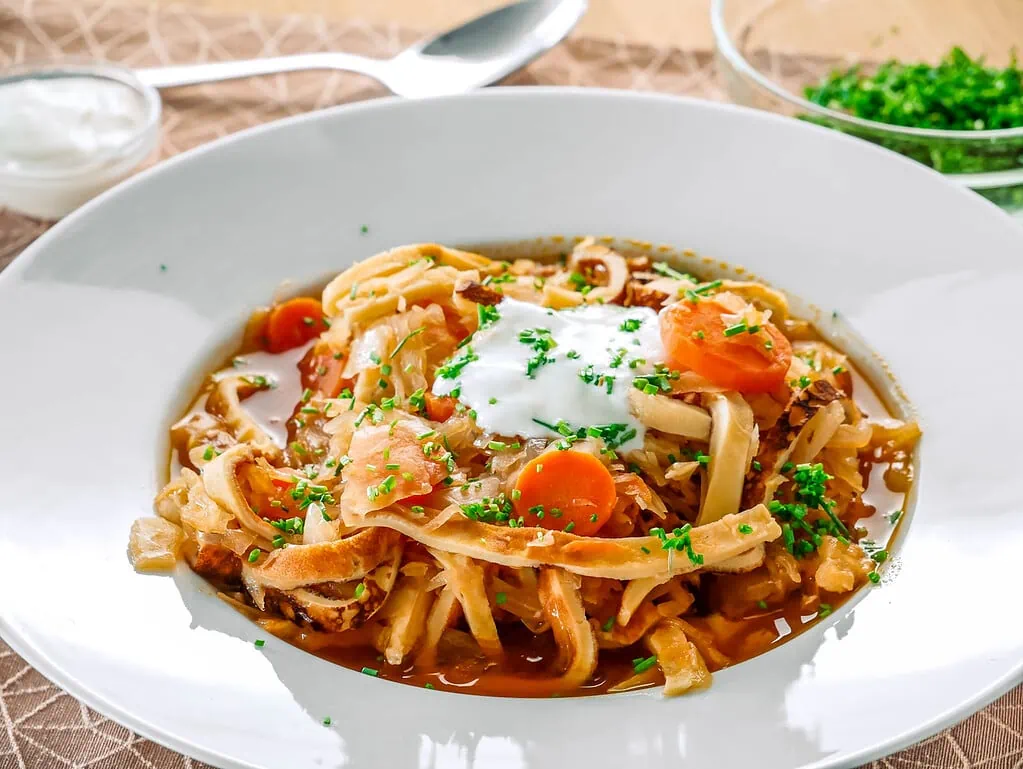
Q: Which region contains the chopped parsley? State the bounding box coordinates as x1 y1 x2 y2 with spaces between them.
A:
578 365 615 393
354 583 366 599
408 388 427 414
792 463 833 510
460 493 514 524
738 523 753 534
632 655 658 674
477 303 501 330
436 347 479 379
268 516 305 535
649 524 704 565
619 317 643 332
487 440 521 451
254 639 265 648
390 326 425 358
568 271 591 292
651 262 695 281
532 418 637 450
632 365 679 395
683 279 723 302
495 592 508 606
289 479 336 510
518 327 557 378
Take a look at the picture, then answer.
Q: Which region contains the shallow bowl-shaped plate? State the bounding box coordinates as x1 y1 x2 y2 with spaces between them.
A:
0 89 1021 769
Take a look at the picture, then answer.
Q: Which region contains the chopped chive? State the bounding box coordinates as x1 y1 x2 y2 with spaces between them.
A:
361 667 379 676
495 592 508 605
390 327 425 358
632 655 657 674
254 639 265 648
247 548 261 563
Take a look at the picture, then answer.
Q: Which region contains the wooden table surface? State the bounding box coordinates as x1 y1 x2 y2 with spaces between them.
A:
138 0 1022 61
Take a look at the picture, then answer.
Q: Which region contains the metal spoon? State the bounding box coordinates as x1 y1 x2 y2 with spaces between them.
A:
135 0 586 96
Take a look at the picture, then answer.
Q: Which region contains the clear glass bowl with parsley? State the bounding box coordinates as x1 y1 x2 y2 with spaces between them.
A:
711 0 1023 215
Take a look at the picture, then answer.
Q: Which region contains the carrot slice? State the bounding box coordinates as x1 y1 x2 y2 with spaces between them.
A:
302 345 348 398
263 297 327 353
424 392 457 422
514 450 616 536
660 300 792 394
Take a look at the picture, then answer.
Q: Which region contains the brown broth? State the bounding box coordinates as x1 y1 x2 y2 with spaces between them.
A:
178 290 910 698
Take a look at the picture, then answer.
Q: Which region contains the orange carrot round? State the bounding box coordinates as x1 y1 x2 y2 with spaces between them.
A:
514 450 616 536
660 300 792 394
263 297 327 353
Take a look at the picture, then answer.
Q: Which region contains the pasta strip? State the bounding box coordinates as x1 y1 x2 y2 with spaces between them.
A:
646 618 712 696
617 575 670 626
429 549 503 657
206 375 282 458
538 568 598 689
378 573 435 665
200 444 282 541
242 528 401 591
416 585 461 666
362 504 780 580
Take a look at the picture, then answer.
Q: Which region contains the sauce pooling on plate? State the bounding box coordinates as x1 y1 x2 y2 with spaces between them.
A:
431 298 664 451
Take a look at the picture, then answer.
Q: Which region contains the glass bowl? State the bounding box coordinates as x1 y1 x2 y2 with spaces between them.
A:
711 0 1023 215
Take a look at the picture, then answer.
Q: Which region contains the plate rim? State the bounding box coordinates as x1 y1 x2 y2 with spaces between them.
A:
2 86 1021 769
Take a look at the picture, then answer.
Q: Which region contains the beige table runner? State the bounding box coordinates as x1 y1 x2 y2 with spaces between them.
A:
0 1 1021 767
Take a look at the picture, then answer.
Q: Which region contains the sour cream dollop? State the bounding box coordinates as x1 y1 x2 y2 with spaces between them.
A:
432 298 667 451
0 77 148 172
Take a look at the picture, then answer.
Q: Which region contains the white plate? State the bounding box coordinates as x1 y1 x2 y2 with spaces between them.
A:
1 89 1021 769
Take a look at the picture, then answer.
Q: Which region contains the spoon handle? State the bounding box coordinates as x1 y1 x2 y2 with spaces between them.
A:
135 52 388 89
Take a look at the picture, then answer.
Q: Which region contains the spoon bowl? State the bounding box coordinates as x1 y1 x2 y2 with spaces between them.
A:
136 0 587 97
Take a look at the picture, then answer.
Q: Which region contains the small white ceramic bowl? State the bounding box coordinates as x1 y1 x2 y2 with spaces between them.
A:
0 60 161 219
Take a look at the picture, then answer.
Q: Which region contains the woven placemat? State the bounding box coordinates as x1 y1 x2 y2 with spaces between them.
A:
0 1 1021 767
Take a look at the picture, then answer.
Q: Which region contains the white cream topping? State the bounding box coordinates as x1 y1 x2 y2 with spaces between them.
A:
0 77 147 172
432 298 666 451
